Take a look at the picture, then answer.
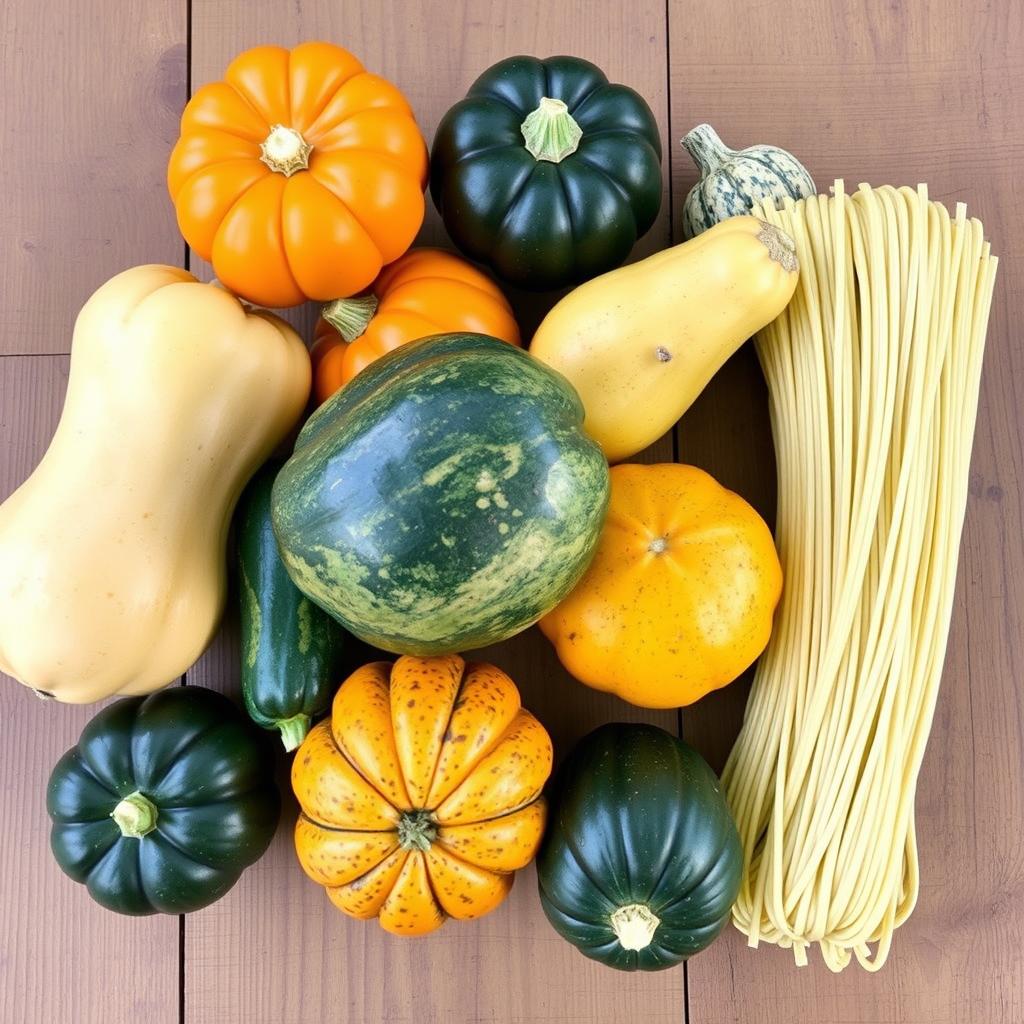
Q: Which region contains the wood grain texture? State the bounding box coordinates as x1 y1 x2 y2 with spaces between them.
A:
670 1 1024 1021
184 3 679 1022
0 0 186 355
0 358 180 1024
2 0 1020 1021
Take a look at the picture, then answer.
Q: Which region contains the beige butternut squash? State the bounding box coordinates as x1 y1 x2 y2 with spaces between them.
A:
0 265 310 703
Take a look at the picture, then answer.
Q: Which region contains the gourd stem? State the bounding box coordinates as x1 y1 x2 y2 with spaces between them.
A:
397 810 437 851
521 98 583 163
681 124 732 175
259 124 313 177
322 295 380 343
277 714 311 753
111 791 158 839
610 903 660 951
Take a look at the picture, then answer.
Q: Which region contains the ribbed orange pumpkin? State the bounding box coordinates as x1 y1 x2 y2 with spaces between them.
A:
167 42 428 308
291 655 552 935
310 248 521 402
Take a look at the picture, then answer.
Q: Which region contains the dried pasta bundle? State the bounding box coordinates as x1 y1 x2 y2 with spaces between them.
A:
724 182 998 971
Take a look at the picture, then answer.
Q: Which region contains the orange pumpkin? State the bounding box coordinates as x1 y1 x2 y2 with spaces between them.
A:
167 42 428 308
541 463 782 709
310 248 521 402
291 654 552 935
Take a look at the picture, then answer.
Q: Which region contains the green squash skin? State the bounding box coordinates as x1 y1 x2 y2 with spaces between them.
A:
537 723 742 971
236 461 345 751
430 55 663 289
47 687 280 916
271 333 610 656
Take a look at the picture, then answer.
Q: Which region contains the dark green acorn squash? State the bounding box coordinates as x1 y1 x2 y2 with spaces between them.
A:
47 686 280 915
537 723 742 971
271 332 609 655
236 460 345 752
430 55 663 289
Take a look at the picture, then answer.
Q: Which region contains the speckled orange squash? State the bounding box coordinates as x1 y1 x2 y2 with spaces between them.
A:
167 42 428 308
291 654 552 935
540 463 782 709
310 248 521 402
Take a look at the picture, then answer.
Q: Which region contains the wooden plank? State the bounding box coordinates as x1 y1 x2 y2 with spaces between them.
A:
0 357 181 1024
0 0 186 355
184 2 681 1022
669 1 1024 1021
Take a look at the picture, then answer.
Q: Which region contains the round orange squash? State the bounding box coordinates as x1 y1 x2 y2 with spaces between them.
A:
540 463 782 709
291 654 552 935
310 248 521 402
167 42 428 308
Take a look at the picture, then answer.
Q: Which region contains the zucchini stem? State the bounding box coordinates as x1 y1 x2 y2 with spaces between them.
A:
111 791 158 839
322 295 380 342
521 98 583 163
277 714 311 753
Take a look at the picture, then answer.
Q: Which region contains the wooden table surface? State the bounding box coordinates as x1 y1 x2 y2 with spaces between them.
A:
1 1 1021 1022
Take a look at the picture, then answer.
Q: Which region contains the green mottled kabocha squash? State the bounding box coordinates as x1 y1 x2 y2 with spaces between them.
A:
47 687 279 915
236 461 346 752
271 333 610 654
681 123 815 238
537 723 742 971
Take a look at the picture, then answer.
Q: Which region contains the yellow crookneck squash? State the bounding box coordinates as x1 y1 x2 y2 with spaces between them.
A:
541 463 782 709
0 266 311 703
529 215 799 463
292 654 552 936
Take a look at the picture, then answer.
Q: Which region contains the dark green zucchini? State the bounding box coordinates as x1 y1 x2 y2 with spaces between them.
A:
236 460 344 751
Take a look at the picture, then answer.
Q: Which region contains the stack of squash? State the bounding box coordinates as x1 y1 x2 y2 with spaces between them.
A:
0 40 815 971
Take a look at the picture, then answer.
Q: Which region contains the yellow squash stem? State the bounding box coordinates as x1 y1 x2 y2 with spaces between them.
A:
521 98 583 163
111 791 158 839
260 124 313 177
610 903 660 951
321 295 380 342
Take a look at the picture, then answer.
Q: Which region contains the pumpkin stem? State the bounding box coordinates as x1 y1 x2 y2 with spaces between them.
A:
755 221 799 274
610 903 660 951
277 714 311 753
681 124 732 176
322 295 380 343
260 124 313 177
397 810 437 851
521 98 583 163
111 791 158 839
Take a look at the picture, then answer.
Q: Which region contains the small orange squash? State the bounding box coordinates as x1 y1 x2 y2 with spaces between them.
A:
167 42 428 308
541 463 782 708
310 248 520 402
291 654 552 935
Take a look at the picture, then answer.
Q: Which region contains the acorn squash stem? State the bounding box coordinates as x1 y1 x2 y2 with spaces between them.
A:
610 903 660 951
521 98 583 163
681 124 731 175
277 714 311 752
322 295 380 342
111 791 158 839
